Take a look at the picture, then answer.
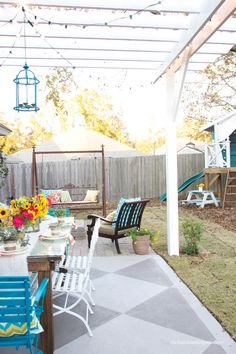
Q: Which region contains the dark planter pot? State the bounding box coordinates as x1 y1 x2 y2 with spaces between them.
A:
132 235 150 255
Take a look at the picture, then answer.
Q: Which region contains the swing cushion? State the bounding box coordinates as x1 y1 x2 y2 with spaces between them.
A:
60 190 72 203
84 190 99 202
40 189 62 199
47 191 61 203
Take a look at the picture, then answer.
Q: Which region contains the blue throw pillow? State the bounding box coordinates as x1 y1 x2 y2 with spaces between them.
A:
113 197 141 227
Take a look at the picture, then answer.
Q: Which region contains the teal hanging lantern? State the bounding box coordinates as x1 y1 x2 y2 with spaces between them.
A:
14 64 40 112
13 7 40 112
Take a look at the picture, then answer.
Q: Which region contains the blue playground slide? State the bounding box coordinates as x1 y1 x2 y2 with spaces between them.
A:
159 171 205 202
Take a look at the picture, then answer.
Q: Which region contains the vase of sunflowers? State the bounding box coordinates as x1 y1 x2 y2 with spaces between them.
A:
0 194 50 248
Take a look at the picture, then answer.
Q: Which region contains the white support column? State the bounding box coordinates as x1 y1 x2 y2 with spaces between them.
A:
165 70 179 256
165 49 190 256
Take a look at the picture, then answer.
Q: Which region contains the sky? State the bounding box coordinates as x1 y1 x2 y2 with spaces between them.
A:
0 65 170 140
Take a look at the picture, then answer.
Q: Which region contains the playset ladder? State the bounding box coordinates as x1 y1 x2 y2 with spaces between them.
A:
222 170 236 208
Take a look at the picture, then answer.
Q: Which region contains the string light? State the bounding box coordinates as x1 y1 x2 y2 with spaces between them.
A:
24 2 163 30
0 23 23 67
27 13 75 68
0 1 163 85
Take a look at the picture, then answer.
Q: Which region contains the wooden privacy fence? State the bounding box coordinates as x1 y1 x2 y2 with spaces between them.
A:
0 154 204 203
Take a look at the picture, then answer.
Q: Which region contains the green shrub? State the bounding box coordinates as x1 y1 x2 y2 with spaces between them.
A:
181 217 203 255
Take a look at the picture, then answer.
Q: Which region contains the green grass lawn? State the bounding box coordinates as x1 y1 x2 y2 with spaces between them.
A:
142 205 236 341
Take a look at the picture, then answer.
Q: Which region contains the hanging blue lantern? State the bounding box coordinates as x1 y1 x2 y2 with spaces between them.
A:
13 7 40 112
14 63 40 112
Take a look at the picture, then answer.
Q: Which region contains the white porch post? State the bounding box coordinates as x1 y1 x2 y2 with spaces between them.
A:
165 50 190 256
165 69 179 256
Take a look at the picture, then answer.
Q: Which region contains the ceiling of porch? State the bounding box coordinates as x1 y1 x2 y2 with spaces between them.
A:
0 0 235 82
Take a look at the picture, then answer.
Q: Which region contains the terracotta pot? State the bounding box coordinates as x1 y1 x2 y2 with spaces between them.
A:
132 235 150 255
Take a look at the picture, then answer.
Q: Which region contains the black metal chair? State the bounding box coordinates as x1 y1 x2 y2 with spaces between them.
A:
87 199 149 254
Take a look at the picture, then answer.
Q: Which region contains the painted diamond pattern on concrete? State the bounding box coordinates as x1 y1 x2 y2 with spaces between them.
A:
53 302 121 349
54 255 235 354
55 315 211 354
6 255 236 354
92 272 167 312
127 287 215 341
116 257 173 286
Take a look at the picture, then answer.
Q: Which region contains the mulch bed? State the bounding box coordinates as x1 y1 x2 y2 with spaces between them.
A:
179 204 236 232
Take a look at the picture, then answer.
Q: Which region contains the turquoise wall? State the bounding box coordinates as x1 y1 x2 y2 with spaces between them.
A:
230 132 236 167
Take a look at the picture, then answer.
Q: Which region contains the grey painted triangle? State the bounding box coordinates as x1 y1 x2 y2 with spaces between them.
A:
54 300 121 349
116 257 173 287
127 287 215 341
202 343 227 354
90 267 108 280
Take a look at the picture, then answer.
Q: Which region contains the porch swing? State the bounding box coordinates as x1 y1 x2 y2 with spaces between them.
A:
31 145 107 215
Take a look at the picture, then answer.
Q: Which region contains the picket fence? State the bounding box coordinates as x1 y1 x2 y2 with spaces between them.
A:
0 154 204 203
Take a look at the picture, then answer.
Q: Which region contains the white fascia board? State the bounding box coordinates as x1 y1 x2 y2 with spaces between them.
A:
153 0 236 83
202 110 236 132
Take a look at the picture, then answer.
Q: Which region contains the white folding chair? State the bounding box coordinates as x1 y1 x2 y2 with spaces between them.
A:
52 219 100 337
57 218 100 304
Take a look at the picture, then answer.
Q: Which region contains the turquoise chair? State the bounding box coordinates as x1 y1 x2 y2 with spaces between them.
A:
0 276 48 354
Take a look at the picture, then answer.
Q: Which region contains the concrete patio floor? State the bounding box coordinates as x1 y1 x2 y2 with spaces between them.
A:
6 225 236 354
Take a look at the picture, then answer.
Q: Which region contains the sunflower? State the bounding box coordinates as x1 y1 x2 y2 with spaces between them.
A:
10 200 17 209
0 207 9 218
22 202 31 210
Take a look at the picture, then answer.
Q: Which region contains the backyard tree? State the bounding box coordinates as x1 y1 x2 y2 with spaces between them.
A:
45 67 77 130
181 49 236 139
45 68 131 146
204 50 236 111
75 88 131 145
0 118 51 154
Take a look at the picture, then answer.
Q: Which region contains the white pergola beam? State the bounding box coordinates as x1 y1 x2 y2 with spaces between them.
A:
0 0 202 14
153 0 236 83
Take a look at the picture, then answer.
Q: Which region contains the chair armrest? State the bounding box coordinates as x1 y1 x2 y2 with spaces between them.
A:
33 278 49 308
87 214 112 224
87 214 101 220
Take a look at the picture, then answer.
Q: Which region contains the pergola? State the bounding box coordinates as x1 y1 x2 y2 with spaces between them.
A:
0 0 235 255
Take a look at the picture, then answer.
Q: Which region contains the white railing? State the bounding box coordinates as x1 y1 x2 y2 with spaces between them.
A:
204 138 230 168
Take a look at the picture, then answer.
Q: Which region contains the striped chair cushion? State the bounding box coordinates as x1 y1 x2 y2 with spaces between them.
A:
0 310 43 337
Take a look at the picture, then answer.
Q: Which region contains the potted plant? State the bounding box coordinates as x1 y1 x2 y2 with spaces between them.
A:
54 208 68 223
0 226 26 251
196 183 205 192
125 228 158 255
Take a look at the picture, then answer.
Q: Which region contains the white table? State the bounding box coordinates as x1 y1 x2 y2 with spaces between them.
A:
182 190 219 208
